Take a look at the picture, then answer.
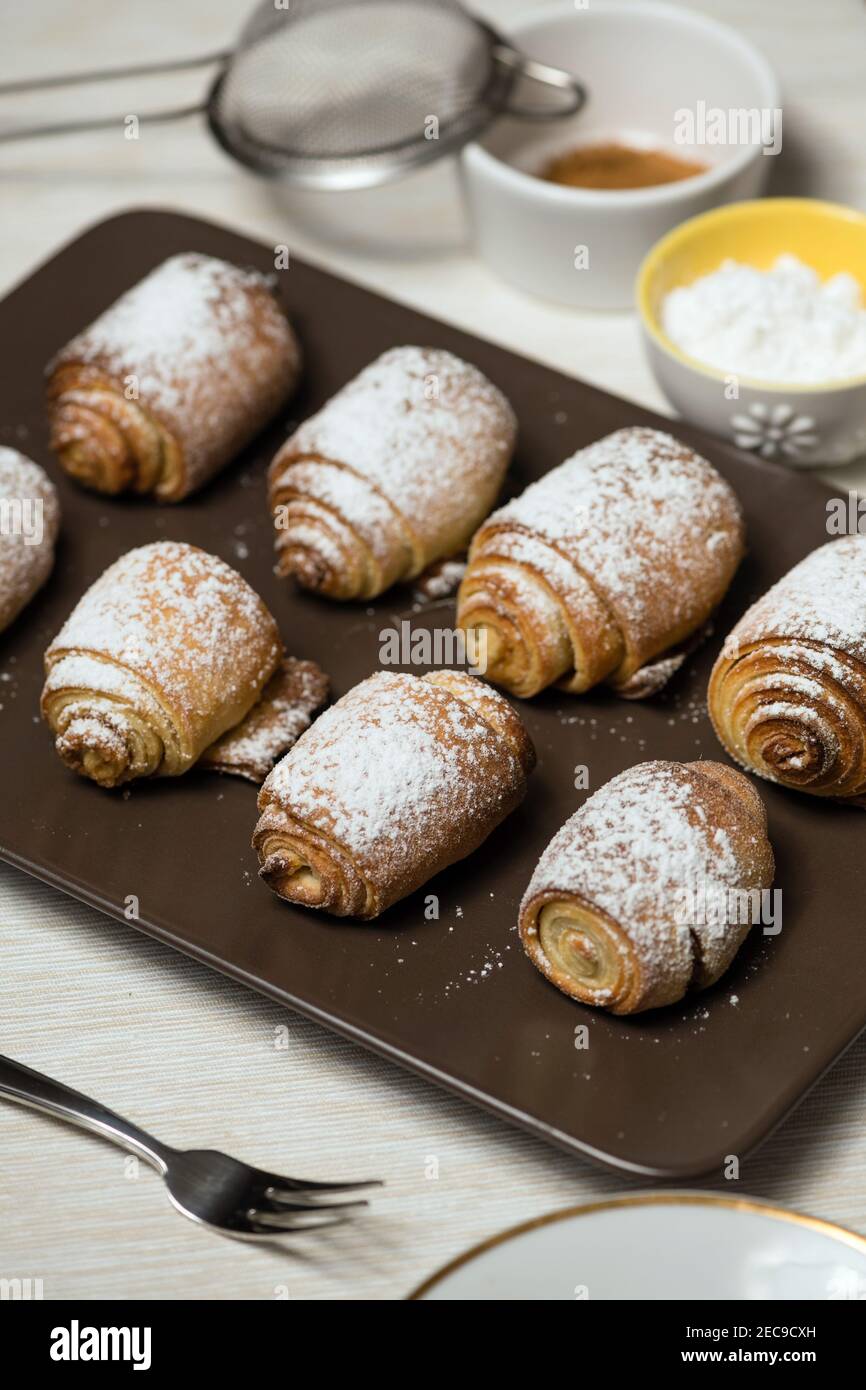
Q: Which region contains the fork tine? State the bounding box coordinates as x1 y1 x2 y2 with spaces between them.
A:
263 1187 369 1212
245 1208 354 1233
259 1171 383 1194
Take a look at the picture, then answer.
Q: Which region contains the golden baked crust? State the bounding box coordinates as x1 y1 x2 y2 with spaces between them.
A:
253 669 534 919
47 253 300 502
42 541 282 787
709 536 866 802
457 427 744 699
268 346 515 600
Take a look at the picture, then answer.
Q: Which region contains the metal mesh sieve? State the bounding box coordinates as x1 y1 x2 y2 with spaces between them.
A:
208 0 586 187
0 0 586 189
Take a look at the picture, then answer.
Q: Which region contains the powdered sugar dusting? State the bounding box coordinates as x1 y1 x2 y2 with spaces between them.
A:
53 253 293 416
200 656 329 781
412 557 467 602
486 427 743 668
262 669 526 893
45 541 281 727
271 346 515 574
726 536 866 661
522 762 746 992
49 253 300 496
0 447 60 633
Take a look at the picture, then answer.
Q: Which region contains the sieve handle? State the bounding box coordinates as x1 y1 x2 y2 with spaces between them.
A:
0 50 229 143
0 50 229 96
493 44 587 121
0 106 207 143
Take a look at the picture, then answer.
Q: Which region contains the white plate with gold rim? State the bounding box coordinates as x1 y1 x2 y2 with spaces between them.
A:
410 1194 866 1300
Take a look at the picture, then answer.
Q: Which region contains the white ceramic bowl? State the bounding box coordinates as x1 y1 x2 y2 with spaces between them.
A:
460 1 779 309
638 198 866 467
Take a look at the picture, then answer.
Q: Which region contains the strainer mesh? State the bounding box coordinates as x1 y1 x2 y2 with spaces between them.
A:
215 0 497 164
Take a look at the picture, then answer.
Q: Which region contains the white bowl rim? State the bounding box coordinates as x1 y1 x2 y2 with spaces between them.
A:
408 1190 866 1299
463 0 781 209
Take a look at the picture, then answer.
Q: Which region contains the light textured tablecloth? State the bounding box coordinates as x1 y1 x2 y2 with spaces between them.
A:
2 0 865 1300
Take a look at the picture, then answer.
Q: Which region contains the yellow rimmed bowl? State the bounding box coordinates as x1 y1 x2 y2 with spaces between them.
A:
637 198 866 467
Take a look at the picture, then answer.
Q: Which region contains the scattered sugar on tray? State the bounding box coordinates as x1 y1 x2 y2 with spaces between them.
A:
440 942 508 997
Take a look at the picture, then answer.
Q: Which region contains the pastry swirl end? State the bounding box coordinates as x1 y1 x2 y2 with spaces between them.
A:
51 704 162 789
254 811 373 917
42 542 283 788
47 370 176 499
708 539 866 803
457 428 743 700
526 897 645 1015
519 759 774 1014
709 636 866 801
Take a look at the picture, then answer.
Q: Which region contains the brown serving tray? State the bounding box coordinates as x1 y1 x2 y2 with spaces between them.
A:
2 209 863 1179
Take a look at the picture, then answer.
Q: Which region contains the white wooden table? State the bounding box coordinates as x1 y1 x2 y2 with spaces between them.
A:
2 0 865 1300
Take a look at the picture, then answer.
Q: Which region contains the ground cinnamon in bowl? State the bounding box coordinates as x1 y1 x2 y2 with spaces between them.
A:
541 142 706 191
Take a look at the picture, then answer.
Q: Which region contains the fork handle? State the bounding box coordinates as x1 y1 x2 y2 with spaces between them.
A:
0 1054 173 1172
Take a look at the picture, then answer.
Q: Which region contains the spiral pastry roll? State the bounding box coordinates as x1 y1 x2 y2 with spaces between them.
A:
42 541 282 787
0 447 60 634
253 668 535 919
709 536 866 802
268 346 515 600
457 427 744 699
47 253 301 501
520 760 774 1014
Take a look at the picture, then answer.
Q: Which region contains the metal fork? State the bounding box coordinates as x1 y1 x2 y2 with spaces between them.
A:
0 1054 380 1241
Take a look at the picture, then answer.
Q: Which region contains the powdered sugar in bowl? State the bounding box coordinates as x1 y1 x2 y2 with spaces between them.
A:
638 198 866 468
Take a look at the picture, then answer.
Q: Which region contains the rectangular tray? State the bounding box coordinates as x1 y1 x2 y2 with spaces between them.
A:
2 209 863 1179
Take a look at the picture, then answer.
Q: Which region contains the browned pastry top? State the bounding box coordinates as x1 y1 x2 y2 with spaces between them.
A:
476 426 744 668
258 669 531 889
269 345 516 557
48 253 300 494
722 535 866 662
0 447 60 631
44 540 281 736
422 669 535 776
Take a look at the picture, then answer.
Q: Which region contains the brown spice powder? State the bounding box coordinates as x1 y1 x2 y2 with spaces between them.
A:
541 142 707 190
